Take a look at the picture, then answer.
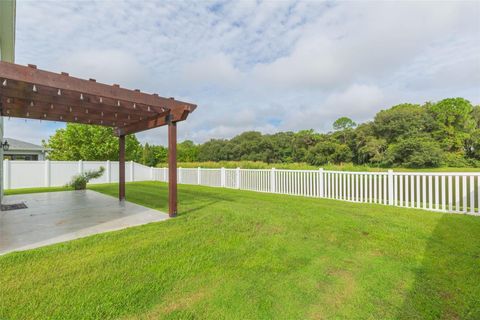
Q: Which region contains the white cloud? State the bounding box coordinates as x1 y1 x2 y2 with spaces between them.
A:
181 53 242 87
324 84 385 118
57 49 148 89
3 119 61 145
275 84 385 133
7 0 480 146
251 1 480 90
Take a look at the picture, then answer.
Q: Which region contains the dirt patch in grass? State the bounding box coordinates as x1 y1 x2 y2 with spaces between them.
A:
310 269 357 319
122 286 213 320
162 289 211 314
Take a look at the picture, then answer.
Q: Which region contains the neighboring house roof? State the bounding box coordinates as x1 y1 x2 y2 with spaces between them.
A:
5 138 48 152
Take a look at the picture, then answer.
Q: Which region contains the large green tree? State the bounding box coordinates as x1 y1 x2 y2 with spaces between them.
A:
198 139 232 161
373 103 431 143
333 117 357 131
332 117 357 144
229 131 268 161
141 143 167 167
306 140 353 166
45 124 142 161
467 130 480 161
291 129 320 162
178 140 199 162
263 132 295 163
384 136 443 168
472 105 480 129
427 98 476 153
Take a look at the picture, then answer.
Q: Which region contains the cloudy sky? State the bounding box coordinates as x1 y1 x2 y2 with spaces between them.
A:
5 0 480 145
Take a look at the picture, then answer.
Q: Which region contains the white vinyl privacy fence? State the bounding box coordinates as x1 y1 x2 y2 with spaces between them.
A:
3 160 153 190
3 160 480 216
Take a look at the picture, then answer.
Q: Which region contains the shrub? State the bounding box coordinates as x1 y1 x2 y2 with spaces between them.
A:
67 167 105 190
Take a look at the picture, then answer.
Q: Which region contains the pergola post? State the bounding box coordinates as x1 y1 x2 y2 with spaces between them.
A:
119 135 126 201
168 120 177 217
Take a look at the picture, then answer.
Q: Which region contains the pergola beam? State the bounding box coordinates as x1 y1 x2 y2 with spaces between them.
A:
0 62 196 112
0 61 196 135
1 104 111 126
0 81 157 117
115 111 170 136
1 97 139 125
115 105 194 136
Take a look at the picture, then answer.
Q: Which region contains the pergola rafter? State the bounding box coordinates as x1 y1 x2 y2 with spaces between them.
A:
0 62 196 134
0 61 197 217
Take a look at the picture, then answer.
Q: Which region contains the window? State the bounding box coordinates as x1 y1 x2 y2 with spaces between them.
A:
3 154 38 161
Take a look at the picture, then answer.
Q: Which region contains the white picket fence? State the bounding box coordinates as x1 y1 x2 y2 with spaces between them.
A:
154 167 480 216
3 160 480 215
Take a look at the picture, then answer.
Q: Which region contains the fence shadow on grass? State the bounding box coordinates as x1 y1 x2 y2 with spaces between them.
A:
177 187 237 217
179 200 224 216
396 214 480 319
110 182 237 216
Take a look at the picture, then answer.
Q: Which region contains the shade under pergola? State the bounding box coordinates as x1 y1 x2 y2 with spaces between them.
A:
0 61 197 217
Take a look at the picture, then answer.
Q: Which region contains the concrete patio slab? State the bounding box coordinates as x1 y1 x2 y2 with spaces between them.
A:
0 190 169 255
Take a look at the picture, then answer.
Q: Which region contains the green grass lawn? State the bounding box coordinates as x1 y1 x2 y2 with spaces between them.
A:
1 182 480 319
4 185 72 195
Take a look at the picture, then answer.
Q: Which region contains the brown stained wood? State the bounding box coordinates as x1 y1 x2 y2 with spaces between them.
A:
116 111 171 136
119 135 126 201
0 61 197 134
0 97 142 124
168 121 177 217
2 107 115 126
115 106 189 136
0 61 196 111
0 82 156 116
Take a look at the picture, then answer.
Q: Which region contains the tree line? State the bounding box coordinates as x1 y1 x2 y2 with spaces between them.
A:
45 97 480 168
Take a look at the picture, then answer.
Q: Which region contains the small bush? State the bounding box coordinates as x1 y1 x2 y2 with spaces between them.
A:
67 167 105 190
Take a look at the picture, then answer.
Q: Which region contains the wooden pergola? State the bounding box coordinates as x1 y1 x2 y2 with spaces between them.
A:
0 61 197 217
